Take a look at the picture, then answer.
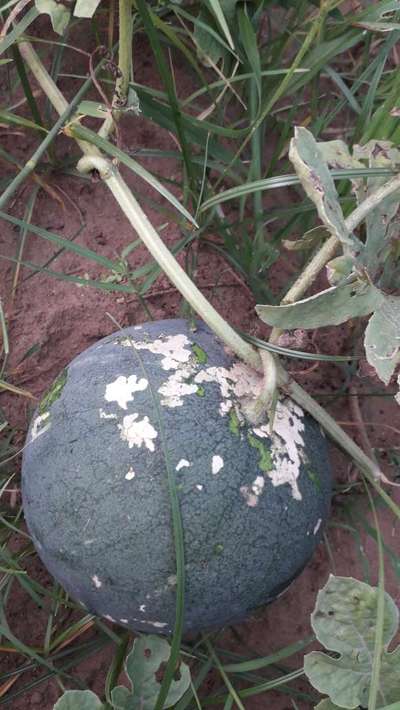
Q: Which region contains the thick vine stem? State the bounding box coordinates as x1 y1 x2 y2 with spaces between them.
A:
18 40 389 495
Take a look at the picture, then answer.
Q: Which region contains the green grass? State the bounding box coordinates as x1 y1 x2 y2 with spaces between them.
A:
1 0 400 707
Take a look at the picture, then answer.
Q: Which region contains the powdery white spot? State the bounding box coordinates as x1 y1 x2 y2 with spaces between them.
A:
139 604 146 613
212 455 224 474
119 413 158 451
240 475 265 507
92 575 102 588
167 575 177 586
99 408 117 420
84 539 95 545
240 486 258 507
125 467 136 480
105 374 148 410
121 333 192 371
196 484 203 491
158 367 198 407
253 399 305 501
147 621 167 629
120 618 129 623
176 459 190 471
313 518 322 535
194 362 263 416
104 614 115 623
219 399 233 416
252 475 265 496
31 412 51 441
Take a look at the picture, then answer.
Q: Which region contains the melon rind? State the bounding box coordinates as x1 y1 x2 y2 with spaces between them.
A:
22 319 332 634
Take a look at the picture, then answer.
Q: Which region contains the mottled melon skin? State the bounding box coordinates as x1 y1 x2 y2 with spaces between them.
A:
22 319 332 635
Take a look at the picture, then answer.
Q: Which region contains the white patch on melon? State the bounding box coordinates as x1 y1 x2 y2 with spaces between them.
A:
125 467 136 480
194 362 262 415
92 575 102 588
176 459 190 471
252 399 305 501
99 408 117 419
159 367 198 407
139 604 146 613
211 455 224 474
121 333 192 371
240 475 265 507
105 374 148 410
240 487 258 507
31 412 51 441
119 414 158 452
313 518 322 535
196 484 203 491
219 398 233 416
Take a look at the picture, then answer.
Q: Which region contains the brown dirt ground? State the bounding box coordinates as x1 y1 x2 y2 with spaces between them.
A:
1 23 400 710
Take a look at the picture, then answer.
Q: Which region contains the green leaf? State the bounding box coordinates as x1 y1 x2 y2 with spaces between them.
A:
314 700 345 710
35 0 71 34
207 0 235 50
77 100 108 119
111 636 190 709
53 689 104 709
256 282 383 330
0 109 47 133
74 0 102 18
289 127 362 254
304 575 400 709
364 296 400 385
0 6 39 57
237 7 261 103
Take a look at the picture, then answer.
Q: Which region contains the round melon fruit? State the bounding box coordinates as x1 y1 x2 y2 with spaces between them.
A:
22 318 332 635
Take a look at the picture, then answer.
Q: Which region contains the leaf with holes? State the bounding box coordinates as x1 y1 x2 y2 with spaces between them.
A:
256 282 383 330
304 575 400 709
111 636 190 709
364 296 400 385
289 127 362 255
74 0 102 18
35 0 70 34
53 690 104 710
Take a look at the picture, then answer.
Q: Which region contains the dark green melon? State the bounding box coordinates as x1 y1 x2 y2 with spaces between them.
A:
22 319 332 635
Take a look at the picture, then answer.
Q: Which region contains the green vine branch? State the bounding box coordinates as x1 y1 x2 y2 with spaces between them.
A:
16 40 395 505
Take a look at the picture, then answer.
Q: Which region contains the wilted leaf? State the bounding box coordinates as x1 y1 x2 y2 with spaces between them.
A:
111 636 191 710
364 296 400 385
318 140 363 171
304 575 400 709
35 0 70 34
74 0 102 18
352 141 400 276
53 690 104 710
289 127 362 254
256 282 383 330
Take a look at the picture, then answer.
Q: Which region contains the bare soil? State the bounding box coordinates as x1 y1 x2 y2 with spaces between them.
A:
1 29 399 710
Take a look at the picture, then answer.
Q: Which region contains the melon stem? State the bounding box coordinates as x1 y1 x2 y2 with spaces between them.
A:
17 41 395 501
